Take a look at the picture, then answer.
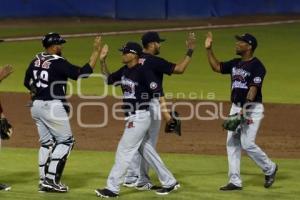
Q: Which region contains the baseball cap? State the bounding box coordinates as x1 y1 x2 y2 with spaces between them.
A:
235 33 257 51
141 31 165 46
42 32 66 48
119 42 143 56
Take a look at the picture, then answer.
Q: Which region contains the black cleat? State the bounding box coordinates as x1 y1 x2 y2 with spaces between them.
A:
42 178 68 193
264 164 278 188
95 188 119 198
220 183 242 191
150 185 162 190
155 182 180 195
0 183 11 191
38 183 50 193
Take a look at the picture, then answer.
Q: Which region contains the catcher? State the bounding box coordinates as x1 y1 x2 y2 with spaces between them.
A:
205 32 277 190
0 64 13 191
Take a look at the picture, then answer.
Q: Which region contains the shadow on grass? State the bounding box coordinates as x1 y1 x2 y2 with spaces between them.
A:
63 171 106 189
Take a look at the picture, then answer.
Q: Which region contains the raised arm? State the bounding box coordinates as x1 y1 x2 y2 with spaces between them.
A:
99 44 111 77
173 32 196 74
88 36 102 69
205 32 221 73
0 65 13 82
0 65 13 117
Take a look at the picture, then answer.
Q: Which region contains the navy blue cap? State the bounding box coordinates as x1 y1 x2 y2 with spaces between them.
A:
119 42 143 56
42 32 66 48
235 33 257 51
141 31 165 47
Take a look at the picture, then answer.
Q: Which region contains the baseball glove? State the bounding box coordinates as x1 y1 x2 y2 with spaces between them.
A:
222 113 245 132
165 111 181 136
0 117 13 140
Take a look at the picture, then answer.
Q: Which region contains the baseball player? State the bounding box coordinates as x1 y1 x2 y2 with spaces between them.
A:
205 32 278 190
24 32 102 192
95 41 179 198
123 31 196 190
0 64 13 191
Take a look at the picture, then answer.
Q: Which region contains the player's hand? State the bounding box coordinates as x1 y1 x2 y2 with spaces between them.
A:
93 35 102 52
205 32 213 49
0 65 13 81
162 110 172 123
186 32 196 50
100 44 109 61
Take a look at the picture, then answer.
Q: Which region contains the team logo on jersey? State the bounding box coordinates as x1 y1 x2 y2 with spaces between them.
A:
34 59 40 67
121 76 138 99
42 61 51 69
232 67 250 78
150 82 158 90
139 58 146 65
232 67 250 89
253 77 262 84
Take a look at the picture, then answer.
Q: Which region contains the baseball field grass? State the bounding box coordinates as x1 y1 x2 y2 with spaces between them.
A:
0 19 222 38
1 16 297 38
0 148 299 200
0 22 300 103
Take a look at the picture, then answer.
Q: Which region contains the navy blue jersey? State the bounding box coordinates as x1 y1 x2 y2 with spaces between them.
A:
24 52 93 101
107 64 163 112
139 53 175 95
220 57 266 105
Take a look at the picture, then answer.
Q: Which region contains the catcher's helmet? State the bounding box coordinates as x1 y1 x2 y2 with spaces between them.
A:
42 32 66 48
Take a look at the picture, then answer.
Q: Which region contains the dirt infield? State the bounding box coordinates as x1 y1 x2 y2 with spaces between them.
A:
1 92 299 158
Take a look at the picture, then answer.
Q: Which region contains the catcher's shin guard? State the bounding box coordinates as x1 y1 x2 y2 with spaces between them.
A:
46 137 74 181
55 156 67 183
39 139 54 181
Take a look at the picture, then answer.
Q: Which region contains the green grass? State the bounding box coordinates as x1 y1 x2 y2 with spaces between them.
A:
0 23 300 103
0 148 299 200
0 19 218 38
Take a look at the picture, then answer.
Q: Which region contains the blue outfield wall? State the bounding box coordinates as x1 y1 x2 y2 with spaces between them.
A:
0 0 115 18
167 0 214 19
0 0 299 19
211 0 300 17
167 0 300 19
116 0 166 19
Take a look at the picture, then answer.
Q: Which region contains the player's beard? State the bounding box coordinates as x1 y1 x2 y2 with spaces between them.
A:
55 46 63 56
236 51 242 56
235 48 244 56
56 50 62 56
154 46 160 55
